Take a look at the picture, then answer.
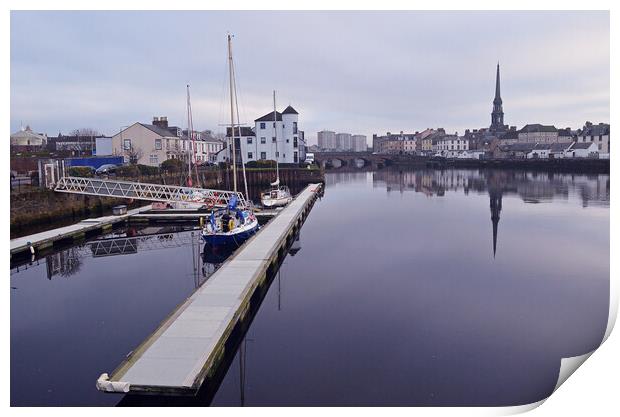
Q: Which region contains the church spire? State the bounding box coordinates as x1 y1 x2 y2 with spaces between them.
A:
495 62 501 100
490 62 505 132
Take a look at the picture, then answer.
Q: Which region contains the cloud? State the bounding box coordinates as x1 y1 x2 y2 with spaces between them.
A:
10 10 609 144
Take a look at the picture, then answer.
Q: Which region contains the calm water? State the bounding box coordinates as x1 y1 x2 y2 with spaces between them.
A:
10 168 609 406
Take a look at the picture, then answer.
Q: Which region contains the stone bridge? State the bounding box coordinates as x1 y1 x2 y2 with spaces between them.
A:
313 152 390 170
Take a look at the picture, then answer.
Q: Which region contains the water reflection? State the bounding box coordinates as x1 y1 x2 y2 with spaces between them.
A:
11 167 608 406
369 168 609 207
10 226 239 406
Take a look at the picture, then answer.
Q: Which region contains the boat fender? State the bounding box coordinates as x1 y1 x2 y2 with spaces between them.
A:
228 219 235 231
96 373 130 393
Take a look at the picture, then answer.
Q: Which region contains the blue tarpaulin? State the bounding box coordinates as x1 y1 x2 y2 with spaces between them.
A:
65 156 123 169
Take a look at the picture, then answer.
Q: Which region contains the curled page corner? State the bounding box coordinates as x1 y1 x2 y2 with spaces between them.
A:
552 351 594 393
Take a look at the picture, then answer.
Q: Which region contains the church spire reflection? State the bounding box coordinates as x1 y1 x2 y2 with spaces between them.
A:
489 190 502 258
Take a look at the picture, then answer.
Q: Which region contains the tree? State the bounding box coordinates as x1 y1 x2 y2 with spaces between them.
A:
161 158 184 172
125 146 143 165
70 128 100 137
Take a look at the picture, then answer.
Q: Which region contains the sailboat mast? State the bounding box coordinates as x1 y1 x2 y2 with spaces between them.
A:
186 84 193 187
273 90 279 183
228 34 237 193
231 58 250 202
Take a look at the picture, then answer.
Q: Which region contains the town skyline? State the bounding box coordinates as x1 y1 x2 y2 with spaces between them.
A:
11 10 609 145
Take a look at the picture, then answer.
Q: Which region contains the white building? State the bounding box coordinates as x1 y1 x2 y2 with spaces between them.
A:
403 138 416 154
231 105 306 164
10 126 47 147
336 133 352 151
577 122 610 155
564 142 599 158
317 130 337 150
436 135 469 156
526 142 573 159
351 135 368 152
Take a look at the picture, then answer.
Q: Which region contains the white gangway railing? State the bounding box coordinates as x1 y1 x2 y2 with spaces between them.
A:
54 177 248 208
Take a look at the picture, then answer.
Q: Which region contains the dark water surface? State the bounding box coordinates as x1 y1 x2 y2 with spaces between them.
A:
10 168 609 406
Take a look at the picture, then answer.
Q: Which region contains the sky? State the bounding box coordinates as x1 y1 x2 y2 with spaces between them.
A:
10 10 609 145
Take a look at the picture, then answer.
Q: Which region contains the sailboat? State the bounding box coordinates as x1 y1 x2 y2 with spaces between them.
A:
200 34 259 246
260 91 293 208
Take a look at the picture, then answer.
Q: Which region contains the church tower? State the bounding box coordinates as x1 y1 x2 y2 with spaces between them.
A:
490 62 506 133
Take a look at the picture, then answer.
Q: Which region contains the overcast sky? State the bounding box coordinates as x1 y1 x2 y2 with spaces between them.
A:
11 10 609 144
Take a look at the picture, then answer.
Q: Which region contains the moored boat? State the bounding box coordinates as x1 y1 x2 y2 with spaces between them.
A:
201 34 259 247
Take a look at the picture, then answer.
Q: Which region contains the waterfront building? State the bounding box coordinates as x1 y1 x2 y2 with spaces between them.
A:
496 142 537 159
421 129 445 154
564 142 599 158
403 138 417 154
351 135 368 152
224 126 255 165
517 124 559 143
490 63 508 134
436 134 469 156
10 125 47 150
111 117 185 166
577 122 610 154
111 117 222 166
526 143 572 159
373 131 417 154
318 130 337 151
336 133 352 151
230 105 305 164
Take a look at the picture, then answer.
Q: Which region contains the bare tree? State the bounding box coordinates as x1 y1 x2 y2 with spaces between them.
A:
70 128 100 137
125 146 143 165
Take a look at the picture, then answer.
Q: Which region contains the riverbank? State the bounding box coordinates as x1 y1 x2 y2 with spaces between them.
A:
10 167 324 238
388 156 610 173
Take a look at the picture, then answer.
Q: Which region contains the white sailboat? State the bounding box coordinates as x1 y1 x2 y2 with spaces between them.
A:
201 34 259 246
261 90 293 208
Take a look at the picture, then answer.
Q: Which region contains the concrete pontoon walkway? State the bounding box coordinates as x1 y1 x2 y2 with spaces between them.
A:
98 183 322 395
10 205 153 256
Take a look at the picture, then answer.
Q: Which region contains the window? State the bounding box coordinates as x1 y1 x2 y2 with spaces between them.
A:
149 154 158 164
166 139 170 149
260 152 266 160
293 137 298 148
155 139 162 150
599 135 603 141
273 122 276 128
275 151 279 157
123 139 131 150
247 137 253 144
283 124 285 129
261 137 266 144
272 137 276 143
294 152 298 163
591 136 594 142
286 139 289 143
248 152 253 159
260 122 266 129
283 153 285 158
293 122 298 134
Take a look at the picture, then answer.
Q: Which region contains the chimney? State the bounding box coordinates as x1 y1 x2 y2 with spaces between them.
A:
152 116 168 129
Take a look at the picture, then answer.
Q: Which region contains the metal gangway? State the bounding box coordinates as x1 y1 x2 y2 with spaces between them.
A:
54 177 248 208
